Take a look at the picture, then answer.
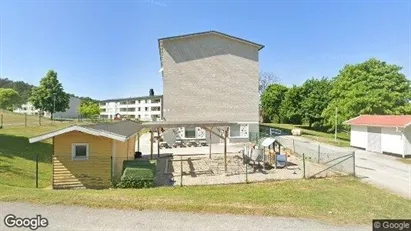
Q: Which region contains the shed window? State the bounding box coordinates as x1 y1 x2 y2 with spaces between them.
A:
72 143 89 160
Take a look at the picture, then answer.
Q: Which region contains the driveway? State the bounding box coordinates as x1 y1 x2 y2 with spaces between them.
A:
0 202 368 231
277 135 411 199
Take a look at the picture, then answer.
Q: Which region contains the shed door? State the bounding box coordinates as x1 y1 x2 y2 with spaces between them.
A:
367 127 382 153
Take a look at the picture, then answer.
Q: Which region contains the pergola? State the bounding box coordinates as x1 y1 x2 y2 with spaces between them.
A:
136 121 239 173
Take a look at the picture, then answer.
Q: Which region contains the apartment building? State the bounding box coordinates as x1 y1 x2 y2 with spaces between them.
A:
99 90 163 121
13 96 81 119
159 30 263 143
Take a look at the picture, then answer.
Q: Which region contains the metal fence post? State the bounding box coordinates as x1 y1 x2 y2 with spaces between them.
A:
110 156 113 184
317 144 320 164
36 153 39 188
245 161 248 184
352 151 356 177
292 139 295 153
302 153 306 179
180 156 183 187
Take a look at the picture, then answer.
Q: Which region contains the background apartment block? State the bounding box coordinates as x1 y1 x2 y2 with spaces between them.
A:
13 96 81 119
99 89 163 121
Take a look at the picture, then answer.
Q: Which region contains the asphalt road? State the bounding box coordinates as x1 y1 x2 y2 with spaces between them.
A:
277 135 411 199
0 202 368 231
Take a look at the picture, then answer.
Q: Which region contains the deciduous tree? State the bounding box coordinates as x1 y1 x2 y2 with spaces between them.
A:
300 77 332 128
279 85 303 124
0 88 20 110
79 100 100 119
30 70 70 119
322 58 411 130
261 83 288 123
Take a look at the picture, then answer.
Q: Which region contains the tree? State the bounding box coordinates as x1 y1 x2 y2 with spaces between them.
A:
30 70 70 119
259 72 280 96
300 77 332 128
0 88 21 110
79 100 100 119
0 78 33 103
322 58 411 130
279 85 303 124
260 84 288 123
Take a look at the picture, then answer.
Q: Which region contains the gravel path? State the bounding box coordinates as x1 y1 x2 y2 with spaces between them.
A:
0 202 369 231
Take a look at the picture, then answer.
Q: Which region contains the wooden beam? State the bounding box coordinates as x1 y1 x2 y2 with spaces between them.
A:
150 130 153 159
208 126 213 159
137 131 140 152
157 128 160 158
224 128 228 173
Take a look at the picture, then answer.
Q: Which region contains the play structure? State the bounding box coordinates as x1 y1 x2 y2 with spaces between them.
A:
242 137 288 169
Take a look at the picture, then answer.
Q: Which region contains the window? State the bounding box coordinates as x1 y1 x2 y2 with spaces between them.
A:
100 108 106 112
72 143 89 160
153 99 161 103
120 108 127 112
129 100 135 104
138 107 141 111
129 115 135 118
127 108 135 112
145 107 148 111
138 115 141 118
120 101 127 105
229 125 241 137
185 128 196 138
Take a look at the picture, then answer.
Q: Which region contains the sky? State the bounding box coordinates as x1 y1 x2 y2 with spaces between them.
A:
0 0 410 100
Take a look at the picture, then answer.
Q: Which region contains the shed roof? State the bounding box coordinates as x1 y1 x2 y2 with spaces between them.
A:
29 121 142 143
343 115 411 128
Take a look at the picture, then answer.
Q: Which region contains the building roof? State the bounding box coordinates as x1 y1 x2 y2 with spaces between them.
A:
99 95 163 103
343 115 411 128
158 30 265 70
158 30 265 50
29 121 143 143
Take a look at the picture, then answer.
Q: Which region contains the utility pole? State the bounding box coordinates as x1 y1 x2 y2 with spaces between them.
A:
334 107 338 142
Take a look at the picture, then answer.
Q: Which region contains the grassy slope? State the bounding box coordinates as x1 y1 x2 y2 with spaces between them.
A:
262 123 350 147
0 109 54 126
1 178 411 225
0 124 78 188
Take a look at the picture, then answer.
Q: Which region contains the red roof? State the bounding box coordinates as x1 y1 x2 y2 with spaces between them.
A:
344 115 411 127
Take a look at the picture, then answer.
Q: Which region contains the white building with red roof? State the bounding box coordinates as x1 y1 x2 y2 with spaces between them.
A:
344 115 411 158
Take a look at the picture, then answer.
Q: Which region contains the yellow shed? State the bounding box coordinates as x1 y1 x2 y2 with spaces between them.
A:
29 121 142 189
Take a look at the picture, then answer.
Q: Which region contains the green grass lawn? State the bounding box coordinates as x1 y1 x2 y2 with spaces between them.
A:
0 123 81 188
0 109 55 127
262 123 351 147
1 178 410 225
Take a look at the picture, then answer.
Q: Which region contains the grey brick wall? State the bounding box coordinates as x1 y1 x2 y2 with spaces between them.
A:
161 33 260 123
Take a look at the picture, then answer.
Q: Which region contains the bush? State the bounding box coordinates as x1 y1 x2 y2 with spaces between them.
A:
115 177 154 188
115 160 157 189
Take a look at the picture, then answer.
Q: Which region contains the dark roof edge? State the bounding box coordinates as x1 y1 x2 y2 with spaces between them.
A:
158 30 265 50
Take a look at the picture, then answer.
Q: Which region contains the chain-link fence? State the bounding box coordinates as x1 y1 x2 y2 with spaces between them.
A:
275 136 355 178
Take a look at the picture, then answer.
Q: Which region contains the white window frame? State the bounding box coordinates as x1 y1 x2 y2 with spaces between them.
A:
71 143 89 160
